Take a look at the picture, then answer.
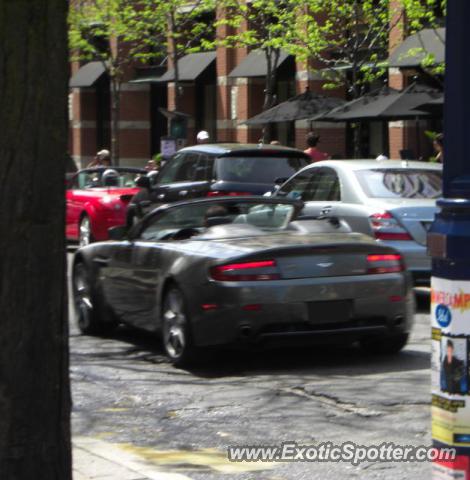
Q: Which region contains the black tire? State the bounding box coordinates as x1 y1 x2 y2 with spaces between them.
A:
73 262 118 335
161 286 198 367
360 333 409 355
79 214 94 247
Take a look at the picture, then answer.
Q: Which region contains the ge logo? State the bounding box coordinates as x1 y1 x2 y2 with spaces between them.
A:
436 304 452 328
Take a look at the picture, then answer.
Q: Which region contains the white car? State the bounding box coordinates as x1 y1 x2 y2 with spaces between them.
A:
273 160 442 285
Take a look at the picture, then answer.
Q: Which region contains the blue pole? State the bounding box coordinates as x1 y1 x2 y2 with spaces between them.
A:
429 1 470 476
443 1 470 197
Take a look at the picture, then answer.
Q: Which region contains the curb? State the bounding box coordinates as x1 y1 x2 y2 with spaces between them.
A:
73 437 192 480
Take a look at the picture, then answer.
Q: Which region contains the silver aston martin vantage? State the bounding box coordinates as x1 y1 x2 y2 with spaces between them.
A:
72 197 414 366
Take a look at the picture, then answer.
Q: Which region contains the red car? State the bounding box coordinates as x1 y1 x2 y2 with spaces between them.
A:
66 167 146 246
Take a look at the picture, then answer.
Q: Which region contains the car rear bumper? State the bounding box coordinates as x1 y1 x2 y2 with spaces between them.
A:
184 272 414 347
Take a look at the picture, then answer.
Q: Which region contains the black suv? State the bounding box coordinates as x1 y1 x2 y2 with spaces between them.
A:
127 143 310 225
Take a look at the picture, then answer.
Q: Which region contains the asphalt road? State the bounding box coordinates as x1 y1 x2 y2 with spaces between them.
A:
68 252 432 479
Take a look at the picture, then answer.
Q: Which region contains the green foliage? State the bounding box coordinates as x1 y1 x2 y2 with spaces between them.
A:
286 0 399 97
213 0 298 110
126 0 216 65
68 0 139 79
213 0 296 53
284 0 445 97
69 0 215 78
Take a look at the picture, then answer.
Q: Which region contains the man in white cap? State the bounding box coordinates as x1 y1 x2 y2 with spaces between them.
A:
196 130 210 144
87 149 111 167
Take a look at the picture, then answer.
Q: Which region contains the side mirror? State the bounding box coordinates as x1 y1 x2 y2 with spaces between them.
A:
135 176 151 189
274 177 287 185
108 225 128 241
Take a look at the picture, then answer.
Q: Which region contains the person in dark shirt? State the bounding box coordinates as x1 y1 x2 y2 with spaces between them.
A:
441 339 465 394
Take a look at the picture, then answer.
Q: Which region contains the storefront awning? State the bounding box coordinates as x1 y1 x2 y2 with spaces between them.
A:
129 65 167 84
387 28 445 68
69 61 106 88
228 50 291 78
156 51 217 82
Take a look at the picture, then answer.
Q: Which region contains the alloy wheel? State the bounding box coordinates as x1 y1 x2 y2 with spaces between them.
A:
79 216 92 247
162 289 187 360
74 264 93 333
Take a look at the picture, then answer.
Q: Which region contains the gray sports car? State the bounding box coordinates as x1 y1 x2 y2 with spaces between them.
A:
72 197 414 366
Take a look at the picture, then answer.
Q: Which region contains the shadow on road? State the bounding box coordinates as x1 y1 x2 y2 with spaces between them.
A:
70 322 429 381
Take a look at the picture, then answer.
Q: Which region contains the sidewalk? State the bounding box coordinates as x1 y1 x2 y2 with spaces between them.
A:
73 437 191 480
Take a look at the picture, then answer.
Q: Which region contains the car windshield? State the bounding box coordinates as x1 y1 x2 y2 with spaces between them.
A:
215 156 307 184
140 201 296 241
355 168 442 199
76 169 144 189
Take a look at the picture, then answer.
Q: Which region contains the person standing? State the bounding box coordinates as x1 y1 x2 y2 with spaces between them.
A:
196 130 210 144
87 149 111 168
304 132 330 163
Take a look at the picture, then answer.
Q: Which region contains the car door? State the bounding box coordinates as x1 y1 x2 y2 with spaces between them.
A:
190 153 215 197
66 171 99 239
152 152 202 203
295 167 341 219
99 233 161 331
104 203 208 331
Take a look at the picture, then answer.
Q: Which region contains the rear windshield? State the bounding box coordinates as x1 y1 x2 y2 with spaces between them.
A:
215 156 307 184
355 168 442 199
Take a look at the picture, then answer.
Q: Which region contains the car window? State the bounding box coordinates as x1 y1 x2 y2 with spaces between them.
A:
194 154 214 181
77 171 102 188
71 170 143 189
355 168 442 199
278 171 317 201
138 201 297 241
158 153 203 184
215 156 307 184
158 154 185 184
140 204 209 241
311 168 341 201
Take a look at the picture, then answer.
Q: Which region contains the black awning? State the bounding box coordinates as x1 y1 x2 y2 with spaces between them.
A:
158 108 192 119
129 65 167 84
228 50 291 78
69 61 106 88
387 28 445 68
156 51 217 82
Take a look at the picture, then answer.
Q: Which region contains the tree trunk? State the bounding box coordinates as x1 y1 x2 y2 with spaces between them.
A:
262 48 280 143
169 11 182 136
110 75 120 165
0 2 72 479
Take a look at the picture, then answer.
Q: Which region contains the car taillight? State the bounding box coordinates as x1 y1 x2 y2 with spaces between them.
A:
210 260 280 281
369 211 413 241
207 191 252 197
367 253 404 274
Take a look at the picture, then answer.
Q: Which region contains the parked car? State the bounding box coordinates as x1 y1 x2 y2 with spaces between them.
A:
73 196 414 366
66 166 146 246
126 144 310 225
272 160 442 284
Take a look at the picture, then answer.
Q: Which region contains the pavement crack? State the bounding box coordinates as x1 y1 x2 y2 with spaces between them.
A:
281 387 383 418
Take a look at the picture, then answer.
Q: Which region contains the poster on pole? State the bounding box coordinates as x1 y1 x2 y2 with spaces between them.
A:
432 277 470 448
161 137 176 159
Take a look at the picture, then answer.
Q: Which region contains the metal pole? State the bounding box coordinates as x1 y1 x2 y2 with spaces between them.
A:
428 1 470 477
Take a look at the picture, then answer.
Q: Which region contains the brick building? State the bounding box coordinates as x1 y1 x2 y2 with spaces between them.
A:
69 4 444 169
